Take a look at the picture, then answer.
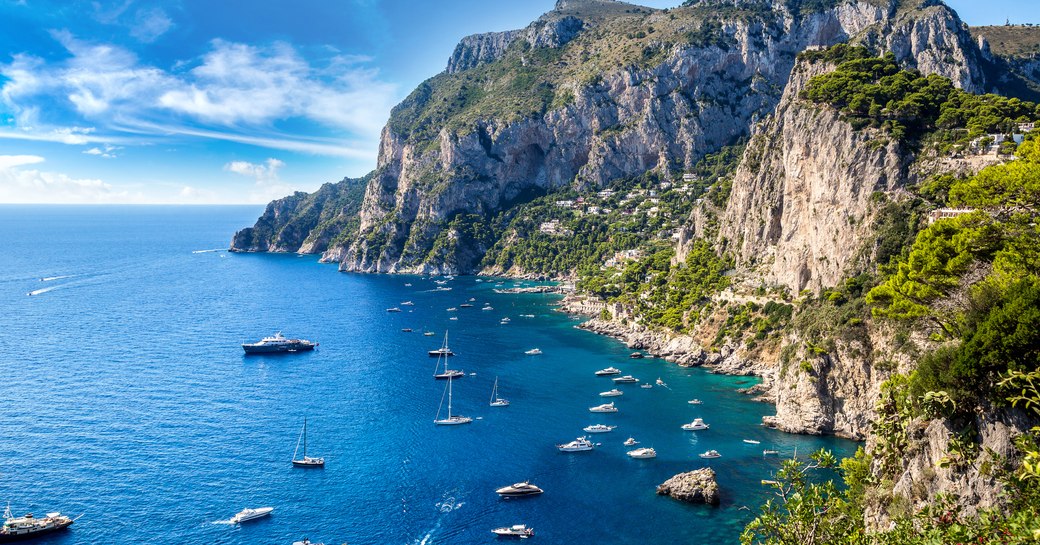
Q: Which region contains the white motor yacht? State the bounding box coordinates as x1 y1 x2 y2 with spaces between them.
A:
623 437 639 446
401 301 414 306
231 507 274 524
556 436 595 452
582 424 616 433
699 450 722 459
491 524 534 539
688 399 703 405
681 418 710 431
495 482 544 497
640 383 653 389
627 447 657 459
599 389 623 397
386 307 402 313
594 367 621 376
524 348 542 355
588 402 618 413
612 375 638 383
656 378 667 387
743 439 761 445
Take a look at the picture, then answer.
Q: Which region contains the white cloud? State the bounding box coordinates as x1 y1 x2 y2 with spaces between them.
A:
0 154 139 203
131 7 173 43
83 144 120 158
0 34 397 156
224 157 300 203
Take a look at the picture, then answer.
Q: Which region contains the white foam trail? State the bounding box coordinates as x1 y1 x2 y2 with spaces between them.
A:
211 519 235 525
191 249 225 254
40 275 74 282
27 286 56 296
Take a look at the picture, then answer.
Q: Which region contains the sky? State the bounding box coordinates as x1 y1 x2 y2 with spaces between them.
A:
0 0 1035 204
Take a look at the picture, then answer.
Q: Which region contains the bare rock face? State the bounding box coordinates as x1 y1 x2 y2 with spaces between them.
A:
657 468 720 505
706 58 910 295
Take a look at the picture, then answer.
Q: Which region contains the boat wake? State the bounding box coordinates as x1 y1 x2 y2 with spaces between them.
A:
40 274 75 282
27 286 57 296
211 519 235 525
191 249 225 254
412 491 466 545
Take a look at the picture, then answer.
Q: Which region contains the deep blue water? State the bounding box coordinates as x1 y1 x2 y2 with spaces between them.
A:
0 205 857 544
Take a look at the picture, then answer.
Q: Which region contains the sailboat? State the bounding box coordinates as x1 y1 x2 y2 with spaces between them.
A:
489 376 510 407
433 331 464 379
291 417 325 468
434 373 472 425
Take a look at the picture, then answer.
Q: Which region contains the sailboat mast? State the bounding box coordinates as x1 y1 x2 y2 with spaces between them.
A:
303 417 307 457
447 374 453 418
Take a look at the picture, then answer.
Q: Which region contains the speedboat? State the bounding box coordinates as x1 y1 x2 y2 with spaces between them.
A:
404 283 412 287
743 439 761 445
491 524 534 539
460 303 474 308
630 352 644 359
482 306 494 311
386 307 402 312
401 301 414 306
449 317 459 321
612 375 638 383
763 449 780 456
656 378 667 387
699 450 722 459
495 482 544 497
557 436 595 452
500 317 511 324
589 402 618 413
525 348 542 355
447 307 458 312
231 507 274 524
623 437 639 446
640 384 653 389
627 447 656 459
595 367 621 376
599 389 623 397
688 399 703 405
681 418 709 431
583 424 615 433
401 328 413 332
292 539 325 545
521 314 535 318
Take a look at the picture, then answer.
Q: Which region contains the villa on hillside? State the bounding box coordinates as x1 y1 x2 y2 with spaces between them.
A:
928 208 975 224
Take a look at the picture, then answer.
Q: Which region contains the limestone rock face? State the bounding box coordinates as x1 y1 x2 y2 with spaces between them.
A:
706 59 910 295
656 468 720 505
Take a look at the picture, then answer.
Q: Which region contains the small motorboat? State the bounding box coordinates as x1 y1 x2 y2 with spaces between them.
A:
612 375 638 383
231 507 274 524
386 307 402 312
557 436 595 452
656 378 667 387
623 437 639 446
629 352 644 359
447 307 458 312
627 447 656 459
599 389 623 397
449 317 459 321
595 367 621 376
640 384 653 389
491 524 534 539
761 479 779 486
582 424 616 433
401 328 413 332
743 439 761 445
699 450 722 459
500 317 511 324
682 418 709 431
763 449 780 456
423 331 436 336
495 482 544 497
589 402 618 413
404 283 412 287
401 301 414 306
524 348 542 355
688 399 703 405
293 540 326 545
521 314 535 318
460 303 474 308
482 306 494 311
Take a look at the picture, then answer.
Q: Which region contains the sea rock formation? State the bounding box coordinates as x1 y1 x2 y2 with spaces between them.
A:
656 468 721 505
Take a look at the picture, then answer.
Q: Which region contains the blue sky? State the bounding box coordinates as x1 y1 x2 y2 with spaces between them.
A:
0 0 1034 204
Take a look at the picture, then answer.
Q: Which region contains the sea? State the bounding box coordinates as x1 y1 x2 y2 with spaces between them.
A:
0 205 857 545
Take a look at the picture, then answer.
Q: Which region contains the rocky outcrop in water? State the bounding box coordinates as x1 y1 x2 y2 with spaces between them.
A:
656 468 720 505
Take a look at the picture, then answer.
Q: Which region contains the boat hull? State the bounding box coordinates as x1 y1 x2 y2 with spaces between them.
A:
292 460 325 468
0 521 73 543
242 343 315 354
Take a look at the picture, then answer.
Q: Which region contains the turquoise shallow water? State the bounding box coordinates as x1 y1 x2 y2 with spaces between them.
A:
0 205 857 544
